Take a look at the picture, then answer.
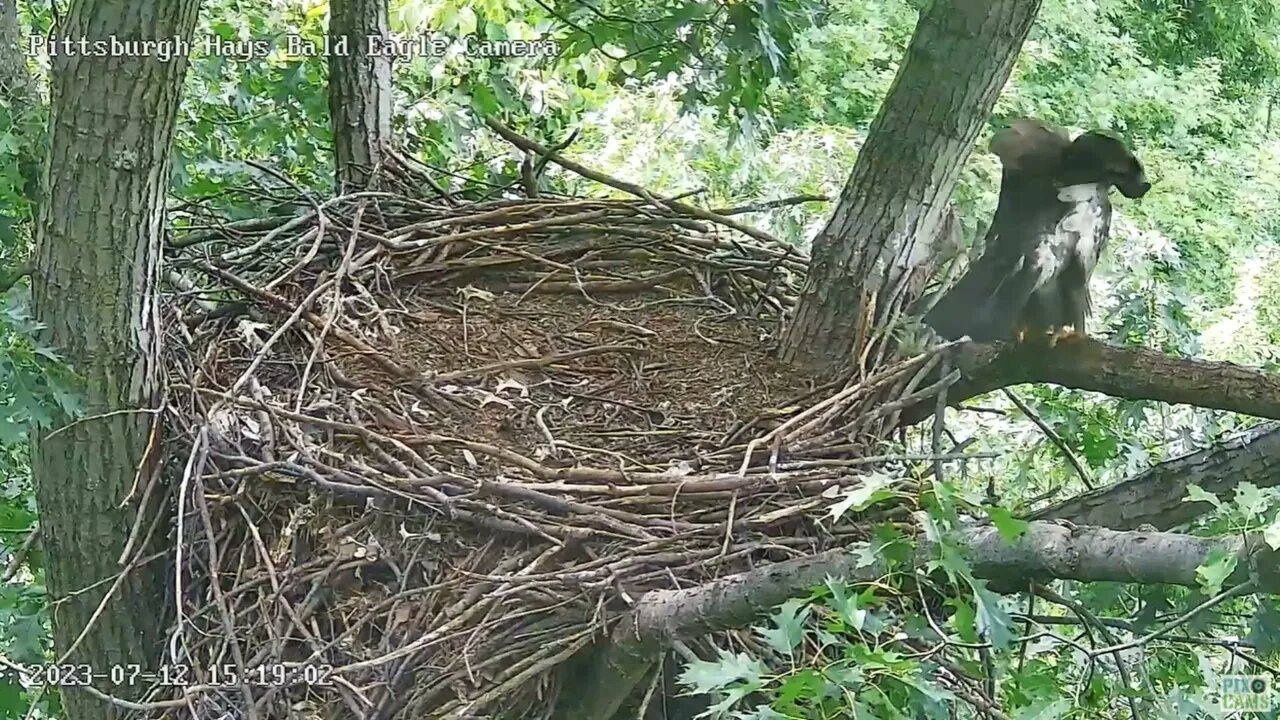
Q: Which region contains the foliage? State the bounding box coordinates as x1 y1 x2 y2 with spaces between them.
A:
1111 0 1280 97
674 470 1280 719
548 0 825 125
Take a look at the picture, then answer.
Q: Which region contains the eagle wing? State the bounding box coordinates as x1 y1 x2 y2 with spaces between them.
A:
924 195 1065 340
988 118 1070 172
923 119 1074 342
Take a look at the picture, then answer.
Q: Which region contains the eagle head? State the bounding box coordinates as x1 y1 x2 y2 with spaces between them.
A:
1058 131 1151 200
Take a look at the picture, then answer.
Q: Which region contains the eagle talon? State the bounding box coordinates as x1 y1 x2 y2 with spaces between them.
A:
1047 326 1085 348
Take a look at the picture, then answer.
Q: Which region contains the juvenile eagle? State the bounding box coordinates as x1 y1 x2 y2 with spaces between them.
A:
923 118 1151 346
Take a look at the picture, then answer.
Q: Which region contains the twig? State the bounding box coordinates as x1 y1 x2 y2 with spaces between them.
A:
484 118 799 252
709 195 828 215
1 524 38 582
1090 579 1259 657
1002 388 1094 489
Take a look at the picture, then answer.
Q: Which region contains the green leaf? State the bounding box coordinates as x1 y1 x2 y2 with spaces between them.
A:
0 678 26 718
825 578 866 631
1195 548 1237 594
737 705 790 720
1011 698 1073 719
971 580 1014 650
947 596 978 644
677 648 767 695
1248 600 1280 655
823 662 864 691
894 672 955 718
985 505 1029 542
470 84 502 117
1263 514 1280 550
869 524 911 567
704 684 754 716
457 6 478 36
1233 481 1270 519
7 614 45 664
774 668 823 709
437 4 458 32
1183 484 1223 509
755 598 809 655
827 471 901 522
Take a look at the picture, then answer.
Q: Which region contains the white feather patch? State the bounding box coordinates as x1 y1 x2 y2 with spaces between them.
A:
1056 183 1100 203
1060 184 1105 258
1057 184 1102 231
1032 238 1059 288
1028 183 1106 292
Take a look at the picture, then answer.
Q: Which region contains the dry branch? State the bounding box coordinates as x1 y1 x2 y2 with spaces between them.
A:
558 522 1280 718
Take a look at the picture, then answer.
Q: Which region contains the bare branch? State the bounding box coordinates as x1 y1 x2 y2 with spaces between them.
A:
1002 388 1094 489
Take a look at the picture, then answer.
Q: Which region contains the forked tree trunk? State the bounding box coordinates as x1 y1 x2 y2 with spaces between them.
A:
32 1 200 717
329 0 392 191
780 0 1043 374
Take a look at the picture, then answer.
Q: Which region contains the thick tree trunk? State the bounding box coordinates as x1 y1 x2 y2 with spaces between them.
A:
329 0 392 191
32 1 200 717
780 0 1043 374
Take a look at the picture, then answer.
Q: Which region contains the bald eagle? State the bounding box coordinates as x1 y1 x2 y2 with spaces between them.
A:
923 118 1151 346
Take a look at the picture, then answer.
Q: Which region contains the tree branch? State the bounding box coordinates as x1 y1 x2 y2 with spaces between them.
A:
554 522 1279 719
902 338 1280 423
1032 422 1280 530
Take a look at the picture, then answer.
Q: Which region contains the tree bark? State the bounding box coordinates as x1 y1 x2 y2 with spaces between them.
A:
329 0 392 191
780 0 1043 374
555 522 1276 719
32 1 201 717
1034 422 1280 530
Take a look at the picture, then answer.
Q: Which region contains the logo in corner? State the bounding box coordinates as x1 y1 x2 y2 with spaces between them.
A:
1222 675 1274 712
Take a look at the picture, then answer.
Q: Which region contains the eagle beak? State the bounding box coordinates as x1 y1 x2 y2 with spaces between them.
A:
1119 178 1152 199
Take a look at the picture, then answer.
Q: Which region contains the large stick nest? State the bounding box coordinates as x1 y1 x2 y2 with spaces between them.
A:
156 179 950 718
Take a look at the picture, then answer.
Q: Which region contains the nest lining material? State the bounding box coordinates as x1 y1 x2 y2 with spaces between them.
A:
159 190 944 718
